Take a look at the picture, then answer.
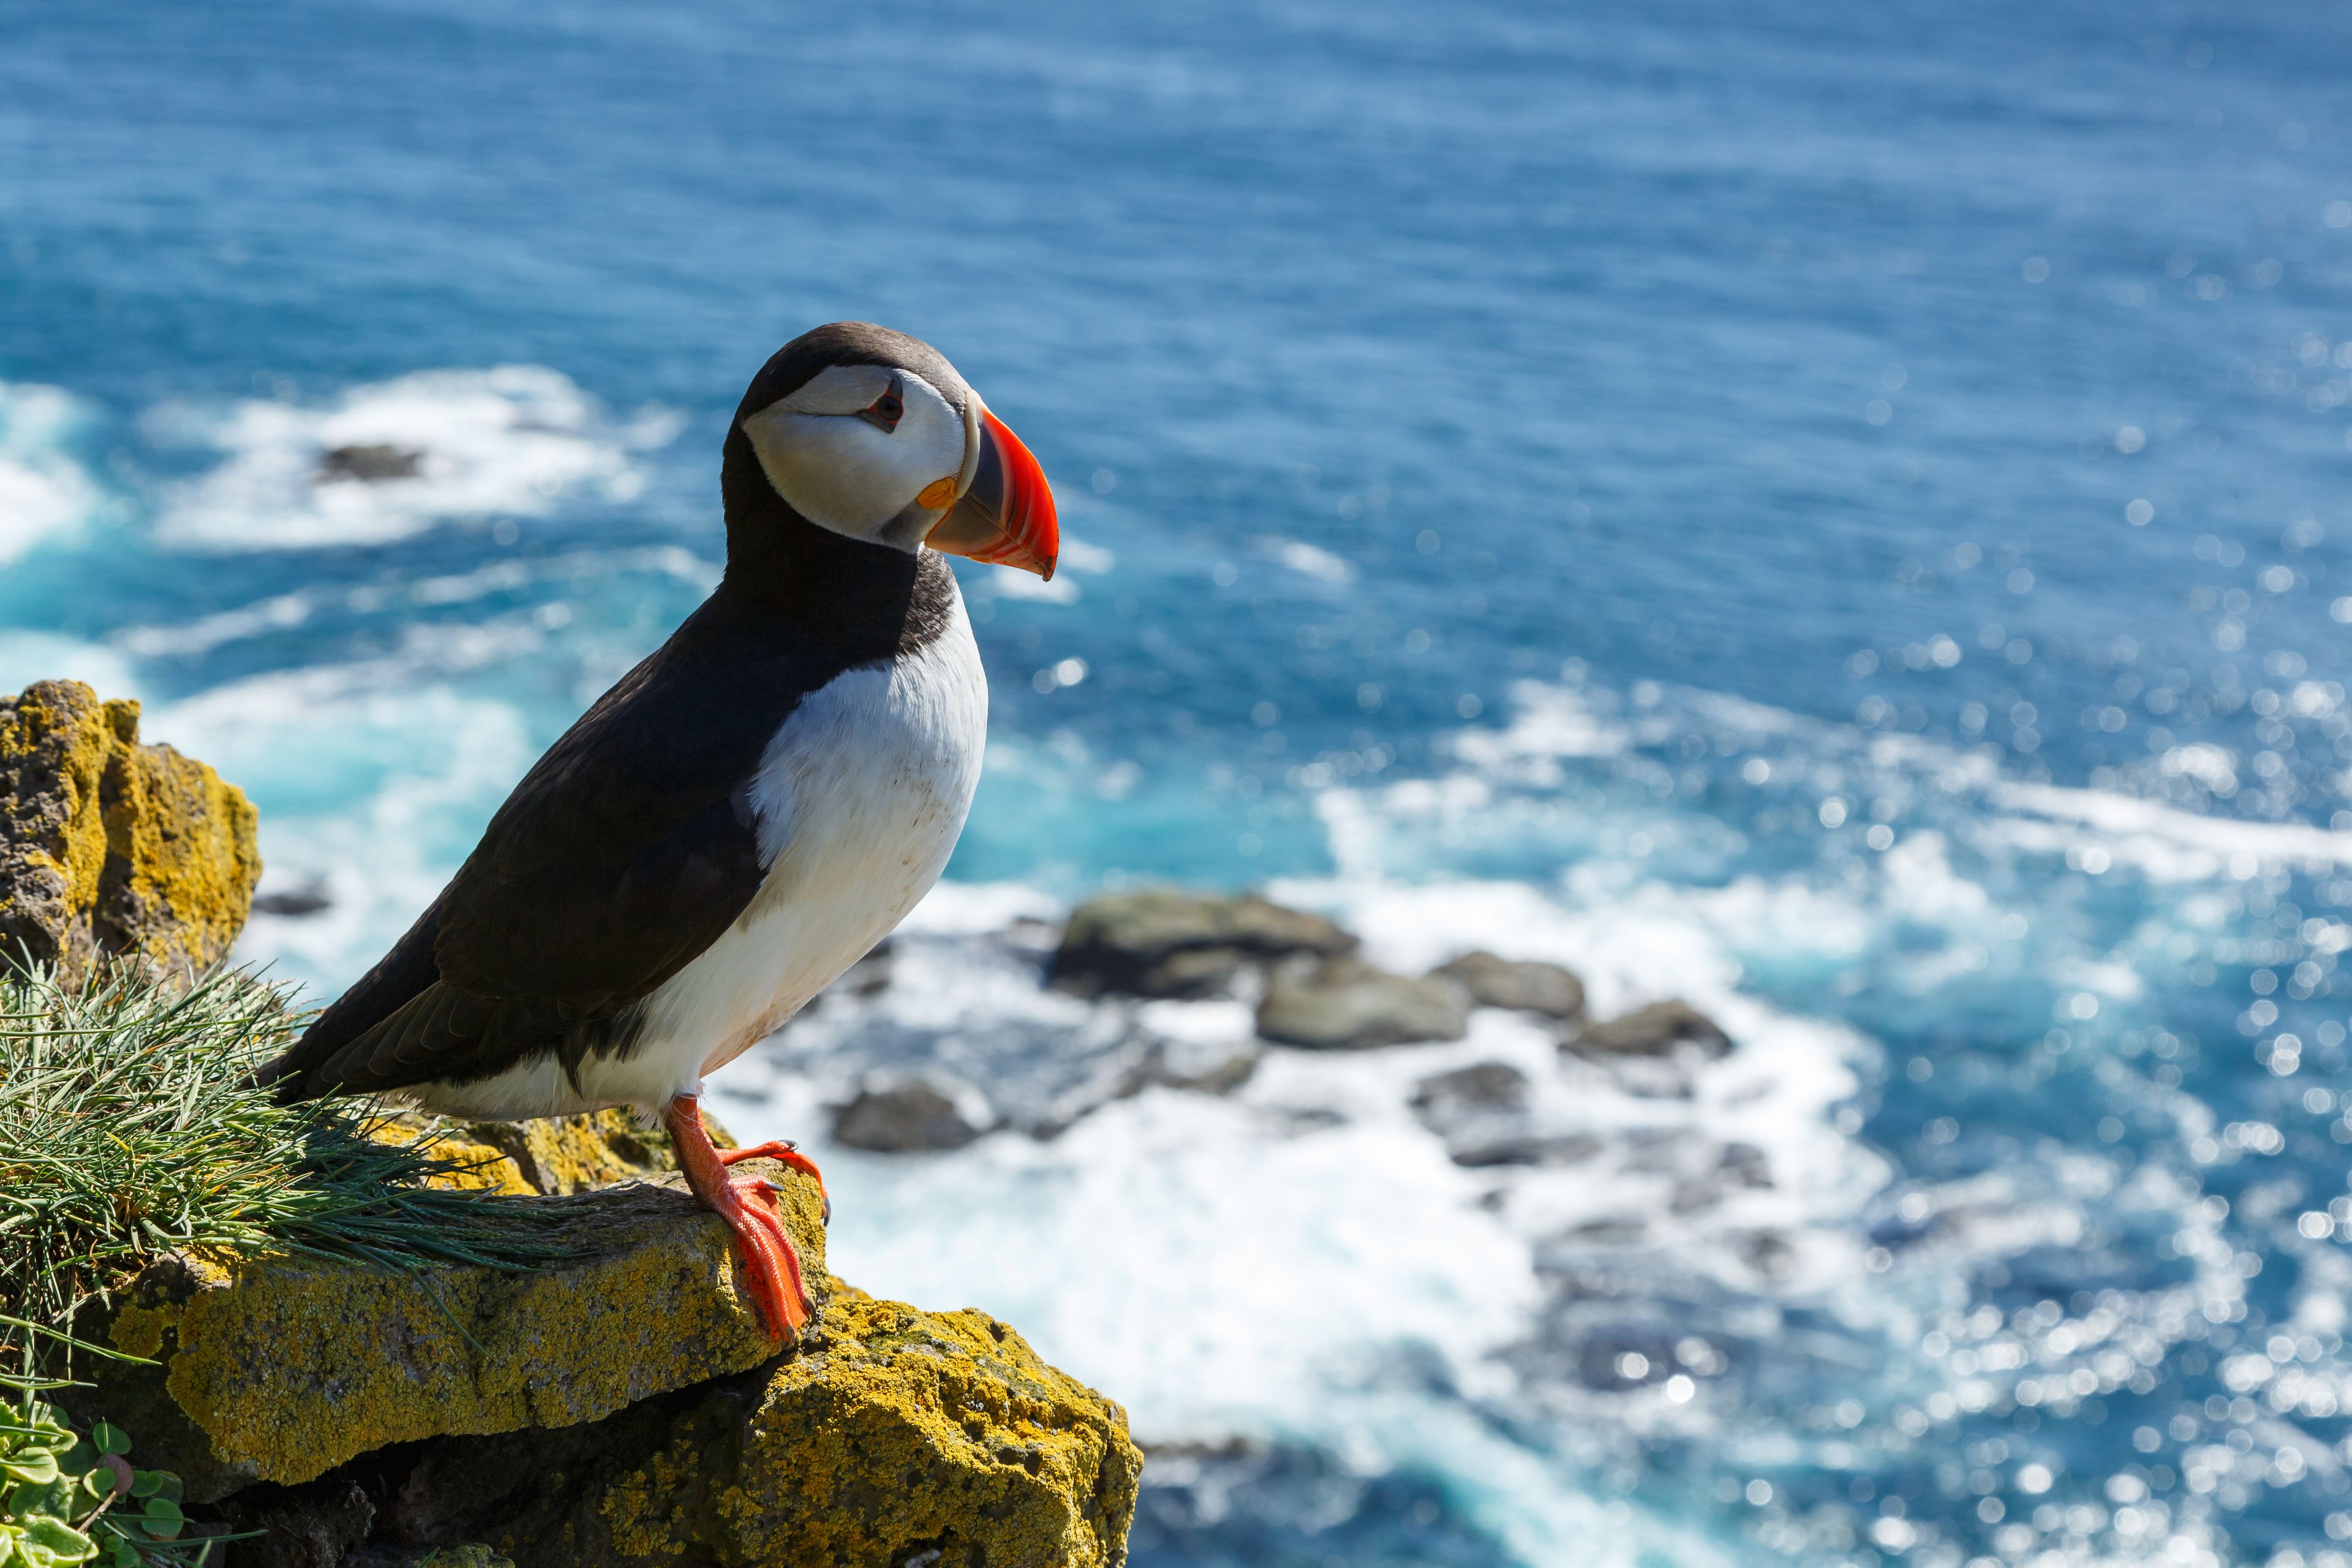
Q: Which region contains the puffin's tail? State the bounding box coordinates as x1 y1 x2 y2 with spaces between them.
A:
258 900 447 1102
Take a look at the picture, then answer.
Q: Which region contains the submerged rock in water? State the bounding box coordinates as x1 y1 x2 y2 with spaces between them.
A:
1566 1000 1732 1059
317 442 424 481
1049 888 1357 999
0 679 262 984
249 881 333 918
832 1077 993 1152
1256 957 1471 1049
1411 1061 1531 1121
1408 1061 1601 1167
1434 951 1586 1022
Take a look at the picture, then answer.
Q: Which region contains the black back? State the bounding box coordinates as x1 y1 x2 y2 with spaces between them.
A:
262 324 964 1102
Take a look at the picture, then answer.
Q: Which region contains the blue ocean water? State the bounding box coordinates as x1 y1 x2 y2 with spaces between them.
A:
8 0 2352 1562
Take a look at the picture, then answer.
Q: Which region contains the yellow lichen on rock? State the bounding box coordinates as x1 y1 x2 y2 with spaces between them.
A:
363 1106 741 1197
685 1298 1143 1568
391 1290 1142 1568
464 1107 734 1195
363 1114 540 1196
101 1171 826 1499
0 679 260 982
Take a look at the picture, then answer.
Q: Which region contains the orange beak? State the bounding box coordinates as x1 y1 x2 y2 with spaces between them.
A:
924 407 1060 580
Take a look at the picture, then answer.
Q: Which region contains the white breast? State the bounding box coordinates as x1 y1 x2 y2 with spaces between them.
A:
573 584 989 1113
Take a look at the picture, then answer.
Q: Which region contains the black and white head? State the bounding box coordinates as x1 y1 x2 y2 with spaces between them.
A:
728 322 1058 579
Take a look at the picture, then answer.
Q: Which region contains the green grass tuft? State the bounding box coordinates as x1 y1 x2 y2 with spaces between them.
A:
0 960 578 1370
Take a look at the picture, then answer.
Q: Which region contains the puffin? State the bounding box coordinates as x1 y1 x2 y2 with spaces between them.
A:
260 322 1058 1341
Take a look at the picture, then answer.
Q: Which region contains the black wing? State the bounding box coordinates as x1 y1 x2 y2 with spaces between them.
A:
261 595 840 1101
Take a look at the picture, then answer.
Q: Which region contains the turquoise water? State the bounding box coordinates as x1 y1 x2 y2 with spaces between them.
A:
8 1 2352 1562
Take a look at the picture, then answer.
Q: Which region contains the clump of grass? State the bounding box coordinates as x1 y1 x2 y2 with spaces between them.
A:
0 960 578 1370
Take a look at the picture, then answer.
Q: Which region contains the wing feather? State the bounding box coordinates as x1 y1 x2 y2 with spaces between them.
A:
260 593 851 1102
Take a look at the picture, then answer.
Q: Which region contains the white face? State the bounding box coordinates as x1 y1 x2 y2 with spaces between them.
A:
739 363 977 552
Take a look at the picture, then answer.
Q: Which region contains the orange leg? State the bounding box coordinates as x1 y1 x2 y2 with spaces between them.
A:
664 1095 813 1341
717 1140 829 1223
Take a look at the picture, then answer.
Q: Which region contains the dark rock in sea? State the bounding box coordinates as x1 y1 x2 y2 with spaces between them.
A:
1450 1131 1605 1169
1566 1000 1732 1059
831 1079 991 1152
1141 1033 1262 1095
1408 1061 1600 1165
1411 1061 1531 1117
1049 888 1357 1000
1670 1142 1775 1213
1256 957 1471 1049
1433 952 1586 1021
252 883 333 917
317 443 424 481
839 937 893 997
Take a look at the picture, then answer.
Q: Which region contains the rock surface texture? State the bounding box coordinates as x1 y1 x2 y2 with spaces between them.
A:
1049 888 1356 999
0 679 261 983
72 1114 1139 1567
1567 1000 1732 1058
1255 957 1471 1049
388 1294 1140 1568
1433 951 1586 1022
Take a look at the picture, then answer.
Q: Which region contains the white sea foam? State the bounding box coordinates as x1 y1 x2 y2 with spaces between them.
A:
1259 535 1355 584
0 632 143 702
0 383 105 564
709 851 1894 1561
151 368 680 551
113 545 717 658
1991 778 2352 877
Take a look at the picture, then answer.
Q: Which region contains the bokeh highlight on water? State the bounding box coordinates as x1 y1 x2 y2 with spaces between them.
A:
8 0 2352 1562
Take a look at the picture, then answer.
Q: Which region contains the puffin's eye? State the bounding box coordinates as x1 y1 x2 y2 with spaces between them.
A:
859 391 905 433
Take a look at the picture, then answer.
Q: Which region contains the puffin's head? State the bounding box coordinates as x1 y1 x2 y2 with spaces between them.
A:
729 321 1059 579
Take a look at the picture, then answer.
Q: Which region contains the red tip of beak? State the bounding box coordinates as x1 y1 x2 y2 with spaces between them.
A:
927 408 1058 579
967 409 1058 579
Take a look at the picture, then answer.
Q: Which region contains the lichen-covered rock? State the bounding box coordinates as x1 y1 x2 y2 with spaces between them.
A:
364 1107 741 1197
1049 888 1356 999
1433 951 1586 1022
0 679 261 983
89 1169 824 1501
364 1117 540 1196
1256 957 1471 1049
386 1293 1141 1568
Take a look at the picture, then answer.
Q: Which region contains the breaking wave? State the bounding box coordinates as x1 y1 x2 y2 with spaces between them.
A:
0 382 105 564
149 366 681 551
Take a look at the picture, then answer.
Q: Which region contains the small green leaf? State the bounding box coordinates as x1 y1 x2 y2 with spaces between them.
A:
151 1472 181 1504
107 1540 137 1568
129 1470 160 1498
89 1425 127 1460
1 1450 58 1485
21 1515 98 1563
139 1494 183 1540
56 1440 94 1476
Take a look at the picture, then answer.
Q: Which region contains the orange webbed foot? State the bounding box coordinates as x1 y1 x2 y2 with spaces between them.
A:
665 1096 818 1341
718 1139 829 1223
